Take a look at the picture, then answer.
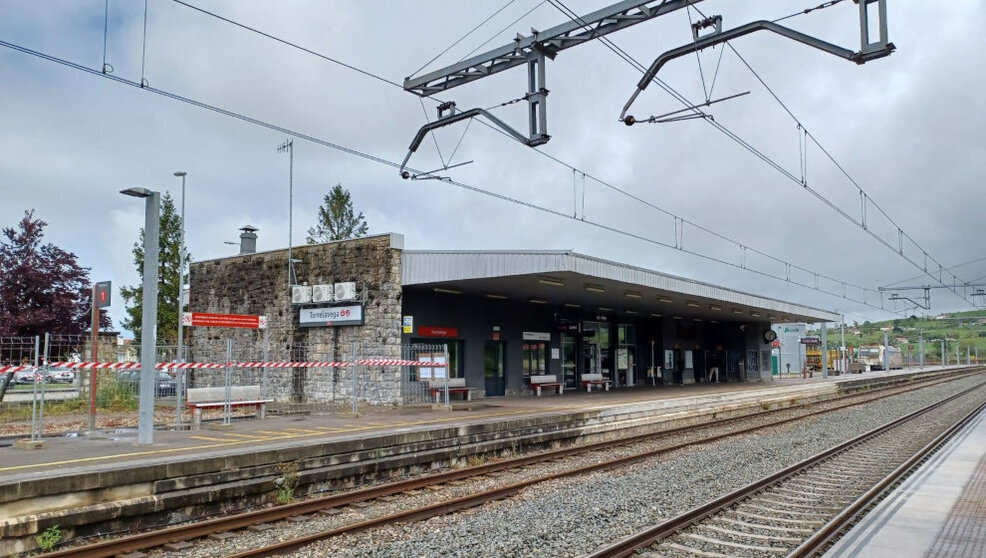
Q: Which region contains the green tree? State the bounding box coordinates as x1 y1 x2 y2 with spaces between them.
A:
120 193 190 344
306 184 368 243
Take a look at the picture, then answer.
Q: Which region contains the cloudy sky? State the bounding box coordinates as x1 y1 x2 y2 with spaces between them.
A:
1 0 983 334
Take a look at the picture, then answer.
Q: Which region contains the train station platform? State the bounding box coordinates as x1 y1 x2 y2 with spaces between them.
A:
0 366 978 556
0 367 949 481
825 399 986 558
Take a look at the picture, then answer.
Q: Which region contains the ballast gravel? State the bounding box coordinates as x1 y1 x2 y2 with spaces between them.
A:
153 375 986 558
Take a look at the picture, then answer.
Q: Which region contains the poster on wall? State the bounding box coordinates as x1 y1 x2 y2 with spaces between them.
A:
664 349 675 370
617 348 629 370
418 353 447 379
684 350 694 369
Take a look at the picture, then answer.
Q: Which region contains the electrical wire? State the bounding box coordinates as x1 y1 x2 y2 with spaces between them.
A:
549 0 972 308
170 0 405 89
163 0 898 312
409 0 521 78
686 2 973 305
0 35 898 315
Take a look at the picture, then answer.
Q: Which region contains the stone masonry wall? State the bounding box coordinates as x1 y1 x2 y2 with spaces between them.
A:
188 233 404 405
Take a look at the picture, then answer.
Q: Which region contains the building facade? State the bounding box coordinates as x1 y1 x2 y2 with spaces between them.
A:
188 233 839 404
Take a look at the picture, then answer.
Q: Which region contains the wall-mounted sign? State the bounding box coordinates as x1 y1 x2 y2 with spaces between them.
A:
522 331 550 341
800 337 821 345
418 326 458 338
402 315 414 334
182 312 268 329
299 305 364 327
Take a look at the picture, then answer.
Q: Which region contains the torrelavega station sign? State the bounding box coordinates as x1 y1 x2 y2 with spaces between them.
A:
300 305 364 327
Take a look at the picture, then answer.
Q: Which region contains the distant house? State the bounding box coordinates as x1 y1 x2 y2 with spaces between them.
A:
848 328 861 335
894 337 909 344
934 314 950 320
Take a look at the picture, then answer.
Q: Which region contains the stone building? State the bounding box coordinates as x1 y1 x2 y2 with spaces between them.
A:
188 233 838 405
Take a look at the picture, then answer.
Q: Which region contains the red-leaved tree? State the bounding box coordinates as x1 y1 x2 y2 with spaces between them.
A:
0 210 111 336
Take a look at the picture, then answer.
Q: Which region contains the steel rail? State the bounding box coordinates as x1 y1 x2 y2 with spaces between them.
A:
789 398 986 557
583 382 986 558
34 368 981 558
213 373 986 558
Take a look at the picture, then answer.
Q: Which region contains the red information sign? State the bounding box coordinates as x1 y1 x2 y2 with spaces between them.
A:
182 312 267 329
418 326 459 338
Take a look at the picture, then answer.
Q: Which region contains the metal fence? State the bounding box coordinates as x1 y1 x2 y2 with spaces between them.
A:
1 334 450 441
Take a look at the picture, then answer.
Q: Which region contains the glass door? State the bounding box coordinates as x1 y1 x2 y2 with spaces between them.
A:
484 341 505 396
561 333 577 389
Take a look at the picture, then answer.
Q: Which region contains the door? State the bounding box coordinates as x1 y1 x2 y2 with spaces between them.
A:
484 341 505 397
561 333 577 389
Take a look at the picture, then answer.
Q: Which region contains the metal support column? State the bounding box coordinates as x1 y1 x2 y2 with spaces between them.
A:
527 52 549 144
919 334 924 369
882 329 889 371
821 323 828 379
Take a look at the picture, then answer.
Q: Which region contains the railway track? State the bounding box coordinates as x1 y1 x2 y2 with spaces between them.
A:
586 383 986 558
34 369 983 558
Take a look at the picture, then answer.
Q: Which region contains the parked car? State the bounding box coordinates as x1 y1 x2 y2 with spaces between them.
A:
47 366 76 384
13 367 41 385
116 370 177 397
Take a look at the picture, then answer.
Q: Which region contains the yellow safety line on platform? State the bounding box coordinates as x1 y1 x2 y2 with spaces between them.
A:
0 401 617 473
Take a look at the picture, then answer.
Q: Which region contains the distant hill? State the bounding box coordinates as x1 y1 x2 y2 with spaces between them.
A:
805 311 986 360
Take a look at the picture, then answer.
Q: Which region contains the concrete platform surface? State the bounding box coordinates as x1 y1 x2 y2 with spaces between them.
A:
825 405 986 557
0 366 960 483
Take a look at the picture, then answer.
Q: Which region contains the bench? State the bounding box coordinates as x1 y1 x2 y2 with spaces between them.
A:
186 385 273 430
427 377 475 403
580 373 611 392
529 374 563 396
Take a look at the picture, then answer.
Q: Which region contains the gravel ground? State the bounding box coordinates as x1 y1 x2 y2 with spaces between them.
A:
132 374 985 558
300 375 986 558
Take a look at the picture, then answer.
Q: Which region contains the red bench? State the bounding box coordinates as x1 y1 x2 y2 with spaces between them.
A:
427 377 475 403
580 373 611 392
529 374 563 396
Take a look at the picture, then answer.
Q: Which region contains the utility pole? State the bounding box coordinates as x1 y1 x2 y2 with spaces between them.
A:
174 171 188 426
941 339 946 367
277 139 294 289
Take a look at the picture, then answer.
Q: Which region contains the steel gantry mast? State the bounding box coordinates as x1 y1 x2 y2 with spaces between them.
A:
400 0 702 177
400 0 892 178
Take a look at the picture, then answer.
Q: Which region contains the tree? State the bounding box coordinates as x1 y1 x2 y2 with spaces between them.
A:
306 184 368 243
0 210 110 336
120 192 190 344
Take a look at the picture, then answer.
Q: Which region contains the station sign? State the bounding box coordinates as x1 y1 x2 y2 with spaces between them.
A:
800 337 821 345
182 312 268 329
299 305 364 327
522 331 551 341
418 326 458 338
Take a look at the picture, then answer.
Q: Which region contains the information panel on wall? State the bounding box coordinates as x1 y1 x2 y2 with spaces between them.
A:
299 305 364 327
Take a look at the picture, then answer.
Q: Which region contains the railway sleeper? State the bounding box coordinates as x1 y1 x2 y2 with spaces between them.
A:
726 509 825 526
711 516 814 535
678 532 789 553
696 524 803 544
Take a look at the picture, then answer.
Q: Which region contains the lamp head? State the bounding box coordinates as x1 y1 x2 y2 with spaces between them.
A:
120 187 154 198
173 171 187 177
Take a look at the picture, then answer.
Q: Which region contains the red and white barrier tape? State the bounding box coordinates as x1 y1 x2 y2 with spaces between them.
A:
2 359 446 372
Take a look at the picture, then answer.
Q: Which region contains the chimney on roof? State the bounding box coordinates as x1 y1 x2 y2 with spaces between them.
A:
239 225 258 255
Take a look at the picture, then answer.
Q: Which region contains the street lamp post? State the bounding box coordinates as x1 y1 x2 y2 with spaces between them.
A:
173 171 187 425
121 186 160 445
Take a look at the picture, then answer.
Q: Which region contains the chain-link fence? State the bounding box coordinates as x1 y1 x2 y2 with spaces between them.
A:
1 335 452 440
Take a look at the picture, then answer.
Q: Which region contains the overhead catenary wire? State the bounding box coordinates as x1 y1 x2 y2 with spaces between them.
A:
0 36 897 315
408 0 521 78
548 0 973 308
687 2 972 305
167 0 963 312
160 0 899 313
5 4 920 315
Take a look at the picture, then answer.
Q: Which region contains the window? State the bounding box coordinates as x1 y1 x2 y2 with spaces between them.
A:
523 342 547 376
